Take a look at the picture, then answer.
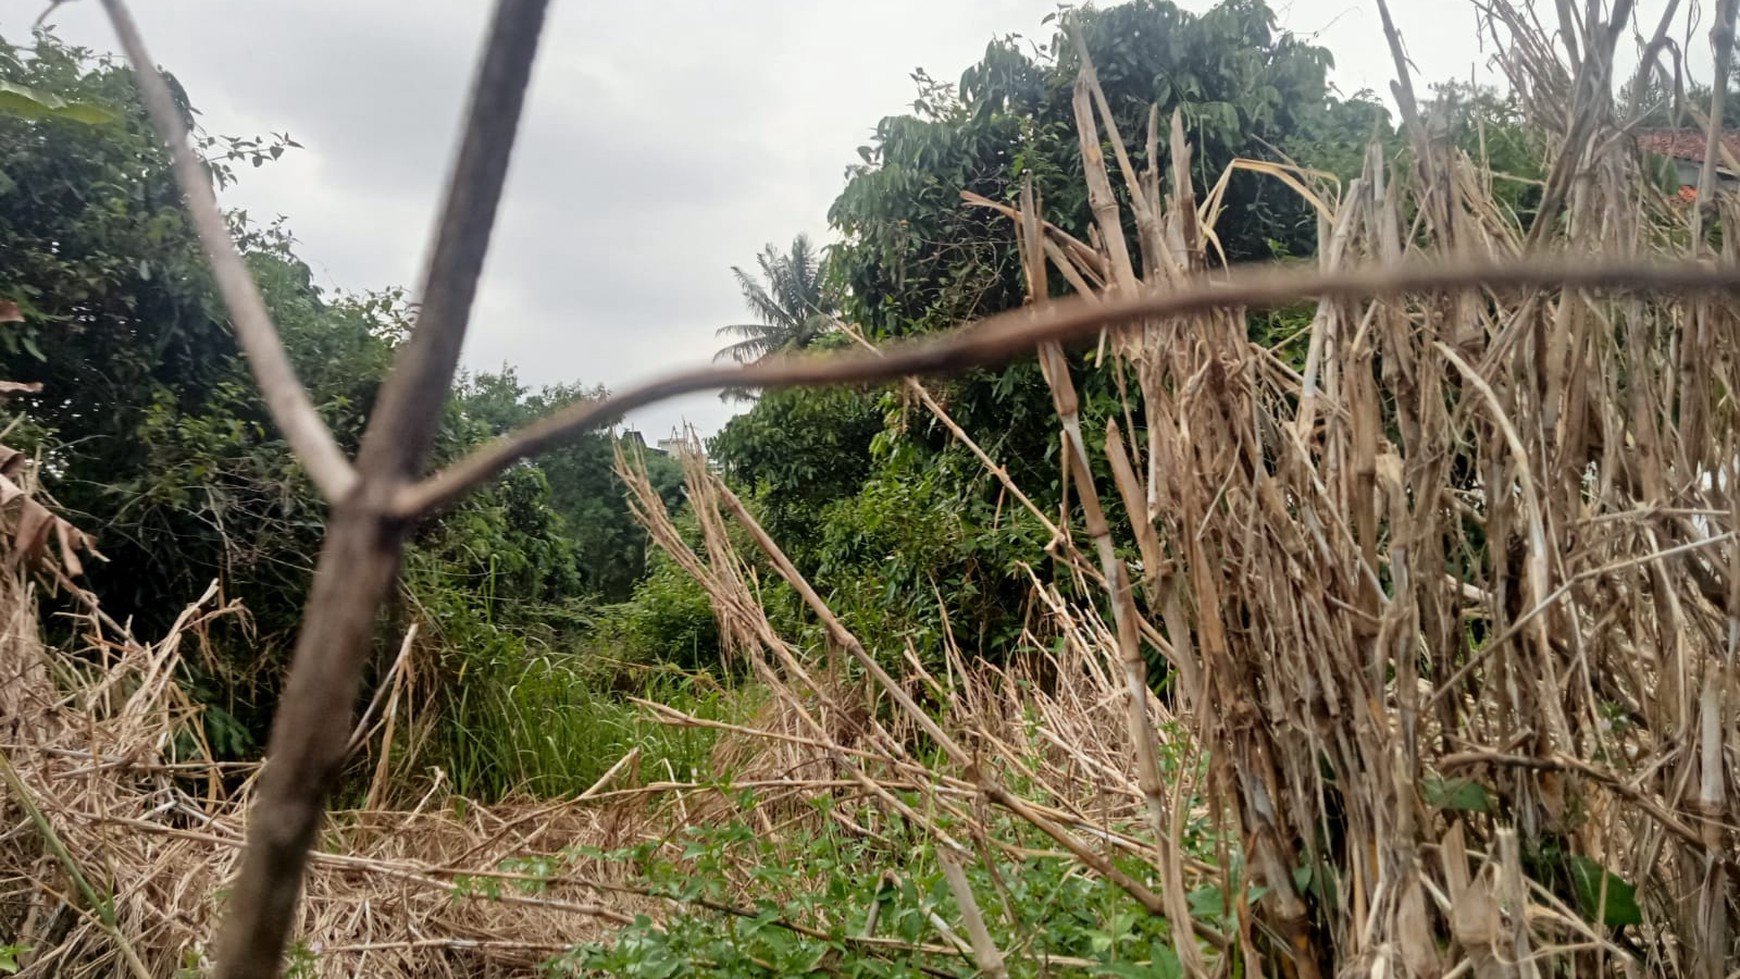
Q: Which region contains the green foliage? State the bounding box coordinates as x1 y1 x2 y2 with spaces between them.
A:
1420 776 1494 814
811 443 1050 659
417 606 729 799
709 382 885 542
828 0 1379 347
283 940 318 979
593 553 724 673
1567 855 1643 928
431 368 685 605
0 31 690 774
1524 840 1646 932
1418 82 1545 225
554 816 1199 978
0 78 118 125
0 32 399 741
688 0 1401 674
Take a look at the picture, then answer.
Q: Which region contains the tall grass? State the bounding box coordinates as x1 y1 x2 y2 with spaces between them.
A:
430 645 740 800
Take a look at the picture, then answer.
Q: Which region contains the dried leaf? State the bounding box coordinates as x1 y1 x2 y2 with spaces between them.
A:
0 301 20 323
0 465 98 577
1451 876 1500 947
10 496 55 569
1397 878 1443 979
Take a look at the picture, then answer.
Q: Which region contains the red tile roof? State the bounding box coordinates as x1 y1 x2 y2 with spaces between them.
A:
1636 129 1740 163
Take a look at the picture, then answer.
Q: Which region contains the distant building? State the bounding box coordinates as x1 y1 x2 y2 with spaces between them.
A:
616 430 701 457
1636 129 1740 201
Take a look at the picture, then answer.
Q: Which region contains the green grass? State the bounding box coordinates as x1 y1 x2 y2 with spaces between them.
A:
430 649 739 800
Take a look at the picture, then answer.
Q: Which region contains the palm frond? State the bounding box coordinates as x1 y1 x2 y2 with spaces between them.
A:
716 234 837 362
712 337 776 364
715 322 777 340
731 266 798 331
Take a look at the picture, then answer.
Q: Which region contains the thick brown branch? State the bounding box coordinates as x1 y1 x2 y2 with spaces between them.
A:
207 1 551 976
209 506 406 979
98 0 357 503
397 255 1740 519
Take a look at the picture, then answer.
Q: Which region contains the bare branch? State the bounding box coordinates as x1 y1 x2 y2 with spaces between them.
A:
396 255 1740 519
357 0 551 481
1692 0 1739 244
206 2 550 976
97 0 358 503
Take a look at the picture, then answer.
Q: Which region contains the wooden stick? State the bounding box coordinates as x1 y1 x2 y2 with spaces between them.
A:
399 255 1740 519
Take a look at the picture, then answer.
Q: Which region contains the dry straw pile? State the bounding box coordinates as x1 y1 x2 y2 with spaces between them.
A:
6 0 1740 976
0 498 651 975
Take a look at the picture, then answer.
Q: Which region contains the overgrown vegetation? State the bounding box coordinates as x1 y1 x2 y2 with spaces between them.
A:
0 30 700 788
2 0 1738 976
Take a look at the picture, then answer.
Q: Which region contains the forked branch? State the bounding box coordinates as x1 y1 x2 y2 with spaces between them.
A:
101 1 554 977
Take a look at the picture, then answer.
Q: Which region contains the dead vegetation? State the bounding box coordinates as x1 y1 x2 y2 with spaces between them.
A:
2 0 1740 976
598 1 1740 975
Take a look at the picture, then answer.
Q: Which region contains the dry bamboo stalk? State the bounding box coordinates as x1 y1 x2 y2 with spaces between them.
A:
937 850 1008 979
707 474 1224 945
1070 76 1141 300
1014 145 1214 971
359 625 415 812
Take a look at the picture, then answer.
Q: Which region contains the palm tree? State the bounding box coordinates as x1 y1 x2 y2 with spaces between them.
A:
714 234 836 365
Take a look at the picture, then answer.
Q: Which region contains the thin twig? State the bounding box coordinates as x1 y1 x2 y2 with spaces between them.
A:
398 255 1740 518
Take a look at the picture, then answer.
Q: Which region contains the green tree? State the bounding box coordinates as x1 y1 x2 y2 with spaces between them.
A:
829 0 1380 346
700 0 1394 671
438 367 685 604
713 234 835 364
0 31 684 762
708 381 885 542
0 33 381 641
0 32 421 752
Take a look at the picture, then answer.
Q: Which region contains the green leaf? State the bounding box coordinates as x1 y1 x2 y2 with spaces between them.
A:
0 81 121 125
1186 884 1226 920
1095 946 1182 979
1422 776 1494 812
1568 855 1643 927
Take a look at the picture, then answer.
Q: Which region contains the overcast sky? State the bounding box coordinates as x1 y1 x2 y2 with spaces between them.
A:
9 1 1703 439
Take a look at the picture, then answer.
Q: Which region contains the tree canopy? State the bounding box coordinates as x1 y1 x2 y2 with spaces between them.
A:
712 0 1392 660
0 32 677 757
